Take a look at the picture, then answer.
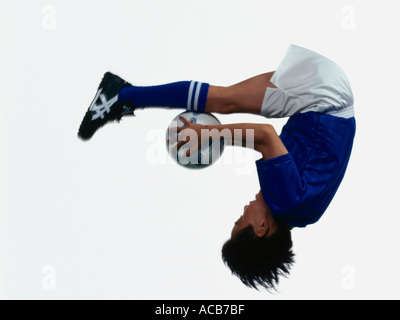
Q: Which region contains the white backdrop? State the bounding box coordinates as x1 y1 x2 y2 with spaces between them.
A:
1 0 399 300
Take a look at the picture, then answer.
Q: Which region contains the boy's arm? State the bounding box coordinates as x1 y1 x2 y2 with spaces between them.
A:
177 117 288 161
205 122 288 161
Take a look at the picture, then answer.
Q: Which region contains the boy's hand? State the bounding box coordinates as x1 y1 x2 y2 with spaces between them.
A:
167 116 207 157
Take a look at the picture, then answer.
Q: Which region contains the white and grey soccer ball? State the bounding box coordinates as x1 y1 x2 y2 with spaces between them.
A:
166 112 225 169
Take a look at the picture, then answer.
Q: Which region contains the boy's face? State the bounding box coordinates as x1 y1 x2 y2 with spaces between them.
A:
231 191 276 238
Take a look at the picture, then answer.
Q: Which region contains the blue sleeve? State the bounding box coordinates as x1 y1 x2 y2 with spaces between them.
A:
256 153 307 217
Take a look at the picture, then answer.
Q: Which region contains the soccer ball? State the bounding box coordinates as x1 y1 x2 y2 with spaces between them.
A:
166 112 225 169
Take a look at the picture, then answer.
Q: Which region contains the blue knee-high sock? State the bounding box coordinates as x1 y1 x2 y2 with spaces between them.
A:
118 81 210 113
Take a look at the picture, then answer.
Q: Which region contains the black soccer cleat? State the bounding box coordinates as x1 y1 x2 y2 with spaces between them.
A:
78 72 135 141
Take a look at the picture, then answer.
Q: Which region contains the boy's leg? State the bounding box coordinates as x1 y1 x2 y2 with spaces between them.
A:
117 72 276 115
78 73 211 140
205 72 276 115
78 71 276 140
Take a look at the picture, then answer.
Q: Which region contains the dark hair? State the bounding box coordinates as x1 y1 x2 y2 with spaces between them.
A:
221 220 295 291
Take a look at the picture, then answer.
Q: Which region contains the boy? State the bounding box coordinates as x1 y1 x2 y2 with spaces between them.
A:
78 44 356 290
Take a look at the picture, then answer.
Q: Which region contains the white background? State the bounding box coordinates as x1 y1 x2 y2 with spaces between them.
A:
1 0 399 300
